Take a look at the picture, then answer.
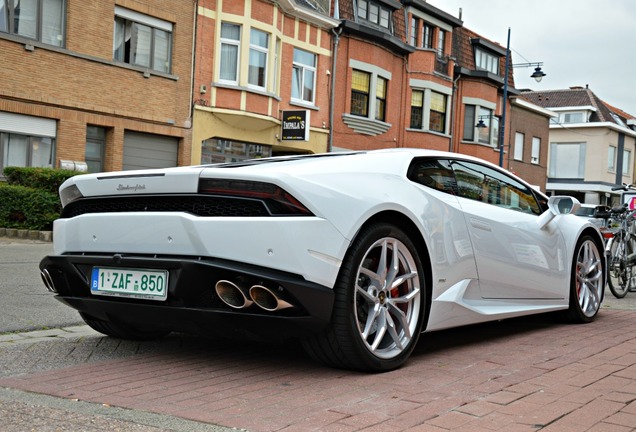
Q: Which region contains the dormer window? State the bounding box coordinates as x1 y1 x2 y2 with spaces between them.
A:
475 48 499 74
550 111 587 124
357 0 393 32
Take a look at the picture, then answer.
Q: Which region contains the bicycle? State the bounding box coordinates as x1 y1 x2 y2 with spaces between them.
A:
604 184 636 298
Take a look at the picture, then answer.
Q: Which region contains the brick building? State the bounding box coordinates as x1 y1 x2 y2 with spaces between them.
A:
191 0 338 164
1 0 195 175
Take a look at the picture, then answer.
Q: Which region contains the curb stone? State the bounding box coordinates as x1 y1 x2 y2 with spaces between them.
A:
0 227 52 242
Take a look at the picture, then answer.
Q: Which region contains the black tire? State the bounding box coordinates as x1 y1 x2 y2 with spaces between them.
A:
607 234 636 298
302 223 428 372
80 312 170 340
567 235 604 323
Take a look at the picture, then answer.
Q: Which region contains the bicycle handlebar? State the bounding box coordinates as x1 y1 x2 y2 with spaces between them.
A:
612 183 635 191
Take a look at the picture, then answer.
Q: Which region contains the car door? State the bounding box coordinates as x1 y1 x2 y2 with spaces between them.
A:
449 159 569 299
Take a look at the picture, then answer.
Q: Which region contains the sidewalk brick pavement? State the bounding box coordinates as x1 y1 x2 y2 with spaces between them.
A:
1 308 636 431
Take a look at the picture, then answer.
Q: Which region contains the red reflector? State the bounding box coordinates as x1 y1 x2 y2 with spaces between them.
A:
601 231 614 239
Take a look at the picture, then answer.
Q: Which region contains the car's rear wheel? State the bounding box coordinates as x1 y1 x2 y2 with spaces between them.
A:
567 235 604 323
302 223 427 372
80 313 170 340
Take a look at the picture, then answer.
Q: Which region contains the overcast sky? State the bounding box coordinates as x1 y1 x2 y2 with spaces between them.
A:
426 0 636 116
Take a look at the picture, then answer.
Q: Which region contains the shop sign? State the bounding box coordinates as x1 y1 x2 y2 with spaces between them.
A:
281 110 310 141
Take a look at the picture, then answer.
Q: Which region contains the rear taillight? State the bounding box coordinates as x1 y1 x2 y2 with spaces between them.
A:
198 179 312 216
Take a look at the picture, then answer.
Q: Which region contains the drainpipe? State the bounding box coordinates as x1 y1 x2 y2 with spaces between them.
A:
449 71 460 153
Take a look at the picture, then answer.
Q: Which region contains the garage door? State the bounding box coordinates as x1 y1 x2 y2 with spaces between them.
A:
123 131 179 170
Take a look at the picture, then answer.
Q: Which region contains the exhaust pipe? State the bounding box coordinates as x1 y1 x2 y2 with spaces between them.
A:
249 285 295 311
40 269 57 293
215 280 253 309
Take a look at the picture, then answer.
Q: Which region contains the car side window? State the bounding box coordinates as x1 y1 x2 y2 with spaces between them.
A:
408 158 458 195
449 160 542 215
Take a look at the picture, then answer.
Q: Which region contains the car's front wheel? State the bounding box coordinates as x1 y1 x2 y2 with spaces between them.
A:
302 223 427 372
80 313 170 340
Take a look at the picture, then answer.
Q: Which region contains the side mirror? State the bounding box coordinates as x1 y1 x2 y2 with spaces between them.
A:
537 196 581 230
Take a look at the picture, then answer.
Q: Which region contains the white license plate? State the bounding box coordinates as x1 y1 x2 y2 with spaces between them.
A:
90 267 168 301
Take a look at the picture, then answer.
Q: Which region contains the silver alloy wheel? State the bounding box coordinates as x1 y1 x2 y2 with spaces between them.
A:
575 239 604 317
353 237 421 360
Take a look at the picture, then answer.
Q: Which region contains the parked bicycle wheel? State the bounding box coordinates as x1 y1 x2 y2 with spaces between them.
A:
607 237 635 298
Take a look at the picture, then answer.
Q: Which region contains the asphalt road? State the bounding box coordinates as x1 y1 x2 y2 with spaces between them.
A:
0 238 82 333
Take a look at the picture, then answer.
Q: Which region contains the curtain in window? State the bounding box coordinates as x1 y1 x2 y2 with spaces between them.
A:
410 90 423 129
291 66 302 100
463 105 475 140
113 17 125 61
549 143 584 178
292 49 315 102
429 92 446 132
248 29 268 87
375 77 386 121
31 136 52 168
351 70 370 116
153 29 170 73
42 0 63 46
303 67 314 102
13 0 37 39
5 133 28 167
220 23 239 82
132 23 151 67
248 50 266 87
0 0 8 33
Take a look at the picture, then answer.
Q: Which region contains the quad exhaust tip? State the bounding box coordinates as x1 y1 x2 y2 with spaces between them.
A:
215 280 295 312
215 280 253 309
249 285 294 311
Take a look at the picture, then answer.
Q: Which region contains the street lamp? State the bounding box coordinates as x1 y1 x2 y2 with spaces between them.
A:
498 28 546 167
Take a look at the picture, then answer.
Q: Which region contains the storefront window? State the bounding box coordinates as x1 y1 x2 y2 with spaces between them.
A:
201 138 272 164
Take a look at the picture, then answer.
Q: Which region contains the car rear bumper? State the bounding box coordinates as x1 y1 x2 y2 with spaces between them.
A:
40 253 334 340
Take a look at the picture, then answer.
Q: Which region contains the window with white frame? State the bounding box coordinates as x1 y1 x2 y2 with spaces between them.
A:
475 48 499 74
291 48 316 104
375 76 387 122
219 23 240 84
0 113 56 173
0 0 65 46
514 132 524 161
623 149 631 175
549 143 586 178
562 112 584 124
351 70 371 117
410 17 419 46
437 29 446 57
248 28 269 89
410 87 450 133
113 7 173 73
422 23 433 49
410 90 424 129
1 133 54 171
463 103 499 147
531 137 540 164
608 145 616 172
429 91 447 132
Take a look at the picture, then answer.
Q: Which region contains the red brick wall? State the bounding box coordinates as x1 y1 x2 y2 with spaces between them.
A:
508 105 550 190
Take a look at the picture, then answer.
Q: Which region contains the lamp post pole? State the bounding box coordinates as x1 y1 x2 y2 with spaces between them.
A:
499 27 511 168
